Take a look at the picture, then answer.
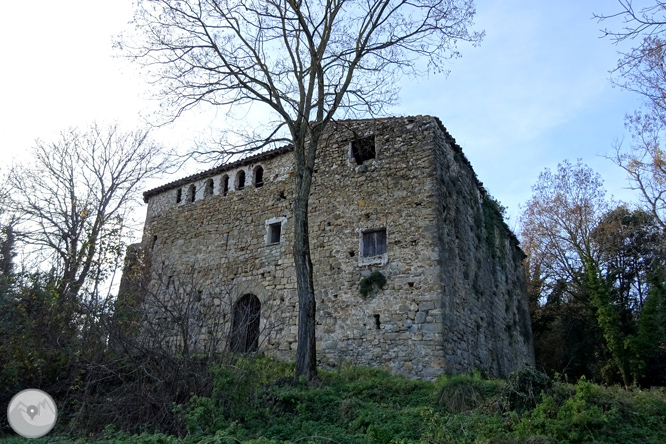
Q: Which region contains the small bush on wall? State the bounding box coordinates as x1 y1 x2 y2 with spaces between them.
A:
359 271 387 298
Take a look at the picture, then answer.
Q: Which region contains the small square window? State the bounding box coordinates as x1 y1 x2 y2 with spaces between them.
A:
269 222 281 244
362 228 387 257
351 135 376 165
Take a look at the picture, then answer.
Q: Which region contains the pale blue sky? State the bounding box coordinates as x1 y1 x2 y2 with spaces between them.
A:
0 0 647 228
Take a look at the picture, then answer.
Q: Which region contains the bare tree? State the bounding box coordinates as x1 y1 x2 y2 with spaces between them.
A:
609 112 666 228
519 160 609 303
121 0 482 381
6 124 173 314
596 3 666 227
0 171 17 280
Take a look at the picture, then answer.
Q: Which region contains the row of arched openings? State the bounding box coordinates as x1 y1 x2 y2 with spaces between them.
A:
176 166 264 203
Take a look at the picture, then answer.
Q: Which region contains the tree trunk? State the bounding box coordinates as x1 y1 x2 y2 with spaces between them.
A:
293 144 317 382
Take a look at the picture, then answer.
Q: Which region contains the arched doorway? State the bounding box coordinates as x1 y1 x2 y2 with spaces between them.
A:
230 294 261 352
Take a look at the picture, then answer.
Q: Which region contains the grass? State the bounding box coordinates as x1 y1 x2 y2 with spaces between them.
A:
2 358 665 444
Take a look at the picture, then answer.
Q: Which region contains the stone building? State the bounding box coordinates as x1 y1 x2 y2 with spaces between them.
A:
135 115 534 379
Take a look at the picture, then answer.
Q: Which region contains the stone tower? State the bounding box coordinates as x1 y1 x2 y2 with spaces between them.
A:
133 116 534 379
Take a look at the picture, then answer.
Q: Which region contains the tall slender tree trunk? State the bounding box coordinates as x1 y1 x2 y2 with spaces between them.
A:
293 133 318 382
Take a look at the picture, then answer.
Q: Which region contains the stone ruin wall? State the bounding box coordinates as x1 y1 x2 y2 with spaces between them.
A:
139 116 534 379
431 123 535 376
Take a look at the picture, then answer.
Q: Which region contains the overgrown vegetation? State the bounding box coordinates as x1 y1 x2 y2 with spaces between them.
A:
2 359 664 443
359 271 387 298
481 194 509 260
520 160 666 387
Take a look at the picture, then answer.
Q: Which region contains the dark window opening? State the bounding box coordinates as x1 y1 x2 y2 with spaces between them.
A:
254 166 264 188
176 188 182 203
188 184 196 202
269 222 281 244
222 176 229 196
351 135 376 165
374 314 381 330
237 171 246 190
362 228 387 257
151 235 158 250
230 294 261 353
204 178 214 197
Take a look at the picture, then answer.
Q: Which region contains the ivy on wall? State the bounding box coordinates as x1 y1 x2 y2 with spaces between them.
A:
359 271 387 298
481 195 509 260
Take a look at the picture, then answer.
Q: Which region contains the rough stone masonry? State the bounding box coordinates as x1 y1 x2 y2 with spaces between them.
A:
129 115 535 379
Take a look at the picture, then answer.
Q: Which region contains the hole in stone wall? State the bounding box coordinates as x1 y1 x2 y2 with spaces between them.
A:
237 171 246 190
222 175 230 196
374 314 381 330
188 184 196 202
349 251 355 257
278 190 286 200
176 188 182 203
351 135 376 165
408 282 414 288
254 166 264 188
151 235 158 250
204 178 214 197
268 222 282 244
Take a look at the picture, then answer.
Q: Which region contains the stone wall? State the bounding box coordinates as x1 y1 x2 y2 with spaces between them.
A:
137 115 534 379
431 122 535 376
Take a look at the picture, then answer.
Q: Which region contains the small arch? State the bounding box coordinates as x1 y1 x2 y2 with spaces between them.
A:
236 170 246 190
188 184 196 202
230 294 260 352
204 178 214 197
254 165 264 188
222 175 230 196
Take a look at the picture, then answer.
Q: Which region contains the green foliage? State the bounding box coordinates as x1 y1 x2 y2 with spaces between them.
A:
359 271 387 298
481 194 509 260
517 377 666 444
583 257 635 386
0 272 74 396
498 367 552 412
5 367 666 444
436 372 503 413
636 273 666 384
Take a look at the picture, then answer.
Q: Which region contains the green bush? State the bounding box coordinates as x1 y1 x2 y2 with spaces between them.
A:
436 372 503 413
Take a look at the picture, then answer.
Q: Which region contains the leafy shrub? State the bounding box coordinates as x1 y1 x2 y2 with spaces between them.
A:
359 271 387 298
499 367 552 412
436 372 503 413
